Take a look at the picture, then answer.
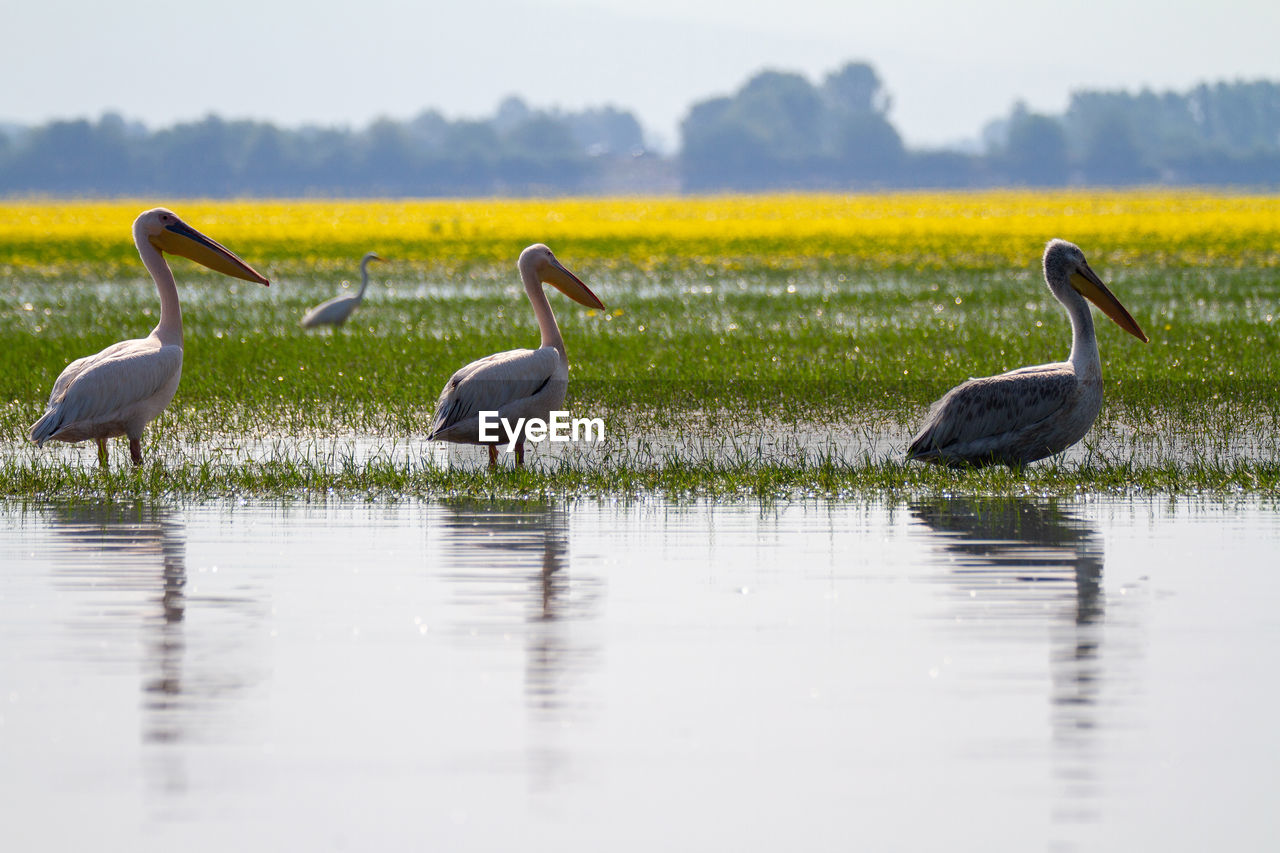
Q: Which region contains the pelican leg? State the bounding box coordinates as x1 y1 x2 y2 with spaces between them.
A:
130 438 144 466
96 438 109 468
515 442 525 468
488 444 498 470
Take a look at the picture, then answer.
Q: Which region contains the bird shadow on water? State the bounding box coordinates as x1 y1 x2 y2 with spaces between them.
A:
910 497 1118 835
41 502 265 797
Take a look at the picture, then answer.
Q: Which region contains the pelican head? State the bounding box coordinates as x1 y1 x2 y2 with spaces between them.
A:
134 208 269 285
1043 239 1146 342
519 243 604 310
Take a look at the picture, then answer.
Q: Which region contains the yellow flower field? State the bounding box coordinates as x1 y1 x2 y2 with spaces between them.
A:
2 190 1278 280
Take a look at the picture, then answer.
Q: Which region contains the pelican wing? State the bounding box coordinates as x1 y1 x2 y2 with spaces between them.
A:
428 347 561 438
907 366 1079 463
30 339 182 444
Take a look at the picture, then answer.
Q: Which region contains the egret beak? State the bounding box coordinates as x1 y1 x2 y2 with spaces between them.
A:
543 259 605 310
1070 264 1147 343
152 220 270 285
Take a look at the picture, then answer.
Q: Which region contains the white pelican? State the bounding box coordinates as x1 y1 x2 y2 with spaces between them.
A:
300 251 385 328
907 239 1147 467
29 208 269 467
428 244 604 468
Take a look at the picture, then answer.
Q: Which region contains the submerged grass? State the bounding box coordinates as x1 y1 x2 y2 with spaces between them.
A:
2 192 1278 498
2 452 1277 501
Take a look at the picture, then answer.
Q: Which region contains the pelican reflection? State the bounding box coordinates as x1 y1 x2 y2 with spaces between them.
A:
47 502 187 718
435 501 601 712
911 497 1107 826
433 501 602 792
44 502 262 782
911 498 1103 624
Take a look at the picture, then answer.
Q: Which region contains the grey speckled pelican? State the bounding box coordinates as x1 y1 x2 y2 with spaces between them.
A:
907 239 1148 468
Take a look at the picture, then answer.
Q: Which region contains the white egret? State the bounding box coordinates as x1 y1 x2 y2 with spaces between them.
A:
300 251 385 328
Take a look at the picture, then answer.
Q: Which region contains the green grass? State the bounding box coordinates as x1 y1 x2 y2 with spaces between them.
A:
1 451 1277 501
2 258 1279 498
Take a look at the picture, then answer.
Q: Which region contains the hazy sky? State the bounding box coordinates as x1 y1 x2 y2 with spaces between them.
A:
6 0 1279 148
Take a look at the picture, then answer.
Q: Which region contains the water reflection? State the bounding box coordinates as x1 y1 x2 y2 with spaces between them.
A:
434 501 601 715
42 502 263 793
911 498 1103 622
911 498 1108 830
432 501 602 793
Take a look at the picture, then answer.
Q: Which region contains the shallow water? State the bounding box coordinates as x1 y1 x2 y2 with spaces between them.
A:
1 496 1277 851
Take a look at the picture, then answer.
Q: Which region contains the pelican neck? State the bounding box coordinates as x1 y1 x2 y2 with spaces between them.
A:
520 262 566 357
1062 286 1100 378
136 235 183 347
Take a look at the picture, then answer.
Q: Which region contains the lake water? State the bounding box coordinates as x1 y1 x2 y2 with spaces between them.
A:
1 496 1277 851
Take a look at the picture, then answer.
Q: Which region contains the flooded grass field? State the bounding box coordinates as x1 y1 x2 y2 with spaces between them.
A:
2 496 1277 851
2 259 1278 494
3 194 1279 495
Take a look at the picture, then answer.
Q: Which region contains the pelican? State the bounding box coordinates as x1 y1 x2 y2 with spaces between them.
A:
300 251 385 328
907 239 1147 467
29 208 269 467
428 244 604 468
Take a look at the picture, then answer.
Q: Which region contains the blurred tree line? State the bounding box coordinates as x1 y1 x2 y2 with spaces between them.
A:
983 80 1280 185
680 63 916 189
0 97 659 196
684 64 1280 188
3 64 1280 196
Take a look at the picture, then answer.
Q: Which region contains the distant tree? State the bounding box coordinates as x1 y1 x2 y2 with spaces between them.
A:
734 70 825 164
682 117 774 190
149 116 243 195
439 120 503 193
565 106 644 155
239 124 293 194
1001 104 1069 185
822 62 891 117
1078 110 1152 184
680 97 740 189
829 112 905 182
500 114 588 191
679 62 906 188
360 119 419 194
297 126 358 194
680 73 824 188
1190 80 1280 154
443 120 502 156
503 115 579 159
92 113 139 192
493 96 533 134
407 110 450 152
